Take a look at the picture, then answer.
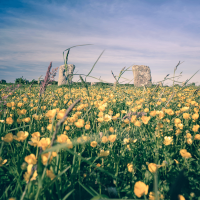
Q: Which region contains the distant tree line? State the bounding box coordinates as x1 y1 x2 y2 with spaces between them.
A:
13 77 58 85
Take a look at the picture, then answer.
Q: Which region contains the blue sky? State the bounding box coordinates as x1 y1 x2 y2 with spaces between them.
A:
0 0 200 85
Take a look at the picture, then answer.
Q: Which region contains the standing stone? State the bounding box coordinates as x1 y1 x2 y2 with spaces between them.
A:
132 65 152 87
91 82 97 86
58 64 75 86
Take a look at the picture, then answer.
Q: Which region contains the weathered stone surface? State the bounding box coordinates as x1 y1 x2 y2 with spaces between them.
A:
58 64 75 86
132 65 152 87
91 82 97 86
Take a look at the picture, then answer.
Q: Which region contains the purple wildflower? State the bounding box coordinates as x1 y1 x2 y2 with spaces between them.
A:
39 62 58 97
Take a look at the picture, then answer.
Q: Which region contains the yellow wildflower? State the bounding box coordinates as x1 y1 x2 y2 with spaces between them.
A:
13 131 29 142
24 154 37 165
178 195 185 200
90 141 97 148
183 113 190 119
0 157 7 167
134 120 141 127
192 124 199 132
57 134 69 143
127 163 134 173
6 117 13 125
75 119 85 128
38 138 51 150
101 136 108 143
85 124 90 130
194 134 200 140
46 169 56 180
108 135 117 142
148 163 157 173
1 133 13 142
103 114 112 122
109 127 114 133
141 116 150 124
134 181 149 198
180 149 192 158
163 136 173 146
192 113 199 120
98 150 110 157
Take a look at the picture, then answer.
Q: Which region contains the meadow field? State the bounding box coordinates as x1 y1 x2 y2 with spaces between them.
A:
1 46 200 200
0 79 200 200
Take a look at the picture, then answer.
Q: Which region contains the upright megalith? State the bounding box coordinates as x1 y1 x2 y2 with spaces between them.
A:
132 65 152 87
58 64 75 86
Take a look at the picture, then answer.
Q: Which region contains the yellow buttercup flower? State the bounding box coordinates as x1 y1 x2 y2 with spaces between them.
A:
6 102 12 107
17 102 23 107
28 137 40 147
0 157 7 167
187 138 192 145
174 118 181 124
175 129 182 136
141 116 150 124
150 110 156 117
101 136 108 143
6 117 13 125
103 114 112 122
66 139 73 149
98 105 106 112
24 154 37 165
75 119 85 128
23 164 38 182
85 124 90 130
148 163 157 173
192 124 199 132
57 109 66 120
31 132 40 138
181 107 189 112
134 181 149 198
183 113 190 119
46 169 56 180
24 117 31 123
45 109 57 119
13 131 29 142
38 138 51 150
163 136 173 146
57 134 69 143
174 159 179 164
98 112 104 118
90 141 97 148
41 152 57 165
178 195 185 200
124 118 130 124
109 127 114 133
98 150 110 157
180 149 192 158
127 163 134 173
192 113 199 120
1 133 13 142
108 135 117 142
134 120 141 127
65 125 70 130
123 138 130 144
194 134 200 140
131 115 137 123
97 118 104 123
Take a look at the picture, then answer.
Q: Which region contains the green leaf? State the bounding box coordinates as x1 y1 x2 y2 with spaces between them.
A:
62 189 75 200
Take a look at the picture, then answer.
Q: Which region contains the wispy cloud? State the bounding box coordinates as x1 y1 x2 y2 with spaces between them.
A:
0 0 199 85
